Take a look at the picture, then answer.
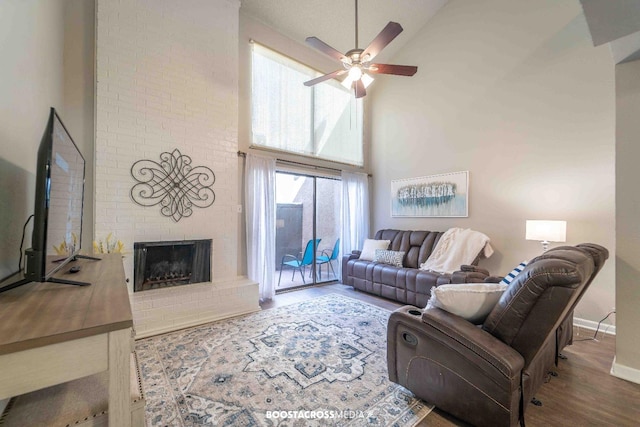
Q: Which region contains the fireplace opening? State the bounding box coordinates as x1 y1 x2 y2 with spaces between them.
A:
144 244 193 287
134 239 211 292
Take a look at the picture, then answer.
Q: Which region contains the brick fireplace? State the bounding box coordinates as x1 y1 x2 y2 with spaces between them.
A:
94 0 258 338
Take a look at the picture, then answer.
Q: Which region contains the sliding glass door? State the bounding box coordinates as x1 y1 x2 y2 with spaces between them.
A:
315 176 341 283
275 171 340 290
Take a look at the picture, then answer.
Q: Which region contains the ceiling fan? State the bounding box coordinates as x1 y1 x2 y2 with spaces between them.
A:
303 0 418 98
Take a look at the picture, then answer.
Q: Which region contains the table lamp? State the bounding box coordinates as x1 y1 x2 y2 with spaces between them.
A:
526 220 566 252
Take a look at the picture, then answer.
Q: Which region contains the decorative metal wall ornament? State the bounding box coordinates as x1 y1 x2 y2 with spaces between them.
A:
130 149 215 222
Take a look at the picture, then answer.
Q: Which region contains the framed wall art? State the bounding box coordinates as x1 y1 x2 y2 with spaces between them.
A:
391 171 469 217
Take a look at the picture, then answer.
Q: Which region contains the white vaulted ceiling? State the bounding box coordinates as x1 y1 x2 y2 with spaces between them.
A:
240 0 449 63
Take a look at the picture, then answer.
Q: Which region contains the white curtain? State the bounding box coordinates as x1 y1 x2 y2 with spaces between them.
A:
341 171 370 278
245 154 276 301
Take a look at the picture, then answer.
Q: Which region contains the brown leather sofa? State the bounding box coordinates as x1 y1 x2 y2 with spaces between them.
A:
342 229 490 307
387 243 609 427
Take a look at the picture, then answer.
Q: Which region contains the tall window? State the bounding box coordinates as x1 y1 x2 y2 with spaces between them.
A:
251 43 364 166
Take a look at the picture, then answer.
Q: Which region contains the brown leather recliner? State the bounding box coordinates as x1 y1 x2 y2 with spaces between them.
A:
387 244 609 427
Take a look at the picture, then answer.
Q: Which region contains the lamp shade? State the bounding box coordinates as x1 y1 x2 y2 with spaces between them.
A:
525 220 567 242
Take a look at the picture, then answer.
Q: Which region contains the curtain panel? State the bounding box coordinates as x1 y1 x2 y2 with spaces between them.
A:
340 171 370 277
245 154 276 301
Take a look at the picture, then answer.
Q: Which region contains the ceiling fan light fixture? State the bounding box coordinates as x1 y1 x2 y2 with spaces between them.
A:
361 73 374 88
341 72 373 90
341 75 354 89
348 66 363 81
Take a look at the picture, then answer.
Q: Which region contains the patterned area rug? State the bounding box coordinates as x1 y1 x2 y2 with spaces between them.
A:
137 294 433 426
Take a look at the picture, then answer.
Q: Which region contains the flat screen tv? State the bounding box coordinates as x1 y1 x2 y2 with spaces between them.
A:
0 108 97 293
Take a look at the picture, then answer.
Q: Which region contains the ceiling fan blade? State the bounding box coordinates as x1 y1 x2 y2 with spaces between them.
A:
305 37 347 62
354 79 366 98
368 64 417 76
304 70 346 87
362 22 403 61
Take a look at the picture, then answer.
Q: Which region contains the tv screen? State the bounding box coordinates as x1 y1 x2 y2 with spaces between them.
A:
41 110 85 276
27 108 86 281
0 108 87 293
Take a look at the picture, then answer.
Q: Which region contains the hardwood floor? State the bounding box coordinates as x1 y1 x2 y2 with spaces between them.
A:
261 284 640 427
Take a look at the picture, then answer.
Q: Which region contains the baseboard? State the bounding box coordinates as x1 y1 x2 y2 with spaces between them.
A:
573 316 616 336
610 356 640 384
134 307 261 339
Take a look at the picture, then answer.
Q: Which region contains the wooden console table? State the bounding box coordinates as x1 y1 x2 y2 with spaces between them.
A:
0 254 133 427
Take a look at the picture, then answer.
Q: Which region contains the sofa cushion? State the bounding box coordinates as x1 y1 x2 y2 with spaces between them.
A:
359 239 391 261
426 282 508 324
373 249 405 267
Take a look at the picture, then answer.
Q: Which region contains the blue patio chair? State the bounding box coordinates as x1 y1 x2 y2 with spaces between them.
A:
278 239 321 286
316 238 340 280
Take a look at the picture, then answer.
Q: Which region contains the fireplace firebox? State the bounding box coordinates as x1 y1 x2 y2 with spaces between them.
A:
133 239 211 292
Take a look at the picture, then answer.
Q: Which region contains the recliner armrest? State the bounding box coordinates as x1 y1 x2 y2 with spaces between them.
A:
450 265 490 284
387 306 525 427
341 251 362 285
459 264 490 275
420 308 524 378
388 306 524 382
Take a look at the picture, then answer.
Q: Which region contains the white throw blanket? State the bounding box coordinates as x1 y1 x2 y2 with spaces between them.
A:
420 228 493 274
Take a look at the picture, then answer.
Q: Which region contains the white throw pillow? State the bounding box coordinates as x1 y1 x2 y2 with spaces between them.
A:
359 239 391 261
425 283 508 324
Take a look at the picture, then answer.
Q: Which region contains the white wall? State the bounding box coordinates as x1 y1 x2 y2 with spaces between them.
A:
614 58 640 383
0 0 66 414
370 0 616 324
63 0 95 252
0 0 65 172
0 0 95 280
